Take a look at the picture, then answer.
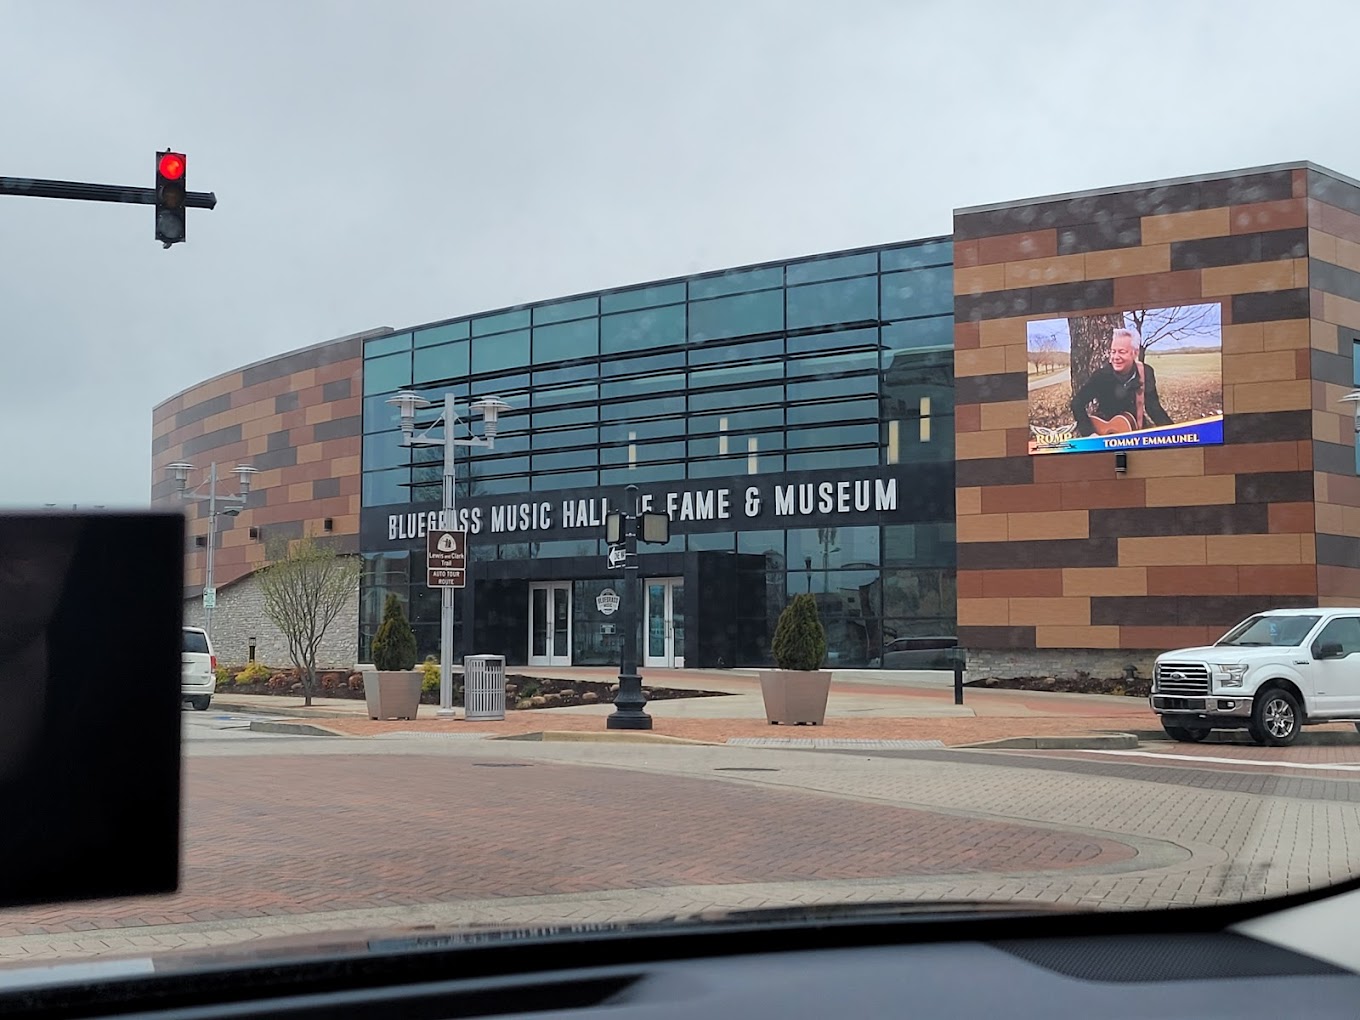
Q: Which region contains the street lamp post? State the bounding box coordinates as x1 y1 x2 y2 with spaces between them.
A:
387 390 510 719
166 461 258 644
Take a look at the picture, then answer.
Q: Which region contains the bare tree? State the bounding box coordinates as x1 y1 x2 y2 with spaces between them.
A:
258 534 362 706
1028 331 1063 375
1068 312 1127 399
1127 305 1218 361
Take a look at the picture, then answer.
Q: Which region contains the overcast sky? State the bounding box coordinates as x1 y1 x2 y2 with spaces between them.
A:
1 0 1356 506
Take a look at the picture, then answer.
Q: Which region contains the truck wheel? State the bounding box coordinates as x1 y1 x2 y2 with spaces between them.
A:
191 696 212 712
1163 723 1210 742
1249 688 1301 747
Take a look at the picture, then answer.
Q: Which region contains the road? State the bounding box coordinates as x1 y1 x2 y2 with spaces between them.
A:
2 709 1360 964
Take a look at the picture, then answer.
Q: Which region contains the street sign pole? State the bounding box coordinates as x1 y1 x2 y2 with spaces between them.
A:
608 484 652 730
439 405 458 719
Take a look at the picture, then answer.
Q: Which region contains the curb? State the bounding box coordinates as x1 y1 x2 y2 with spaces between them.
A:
493 730 713 746
1132 729 1360 746
212 699 356 720
248 720 347 737
959 732 1140 750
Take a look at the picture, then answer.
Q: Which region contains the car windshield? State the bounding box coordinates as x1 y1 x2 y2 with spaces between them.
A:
1217 615 1321 648
6 0 1360 999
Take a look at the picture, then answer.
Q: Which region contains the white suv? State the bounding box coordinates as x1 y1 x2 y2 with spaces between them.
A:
182 626 216 711
1151 607 1360 746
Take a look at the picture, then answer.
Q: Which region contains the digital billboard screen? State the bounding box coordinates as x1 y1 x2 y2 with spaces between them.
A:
1026 302 1224 455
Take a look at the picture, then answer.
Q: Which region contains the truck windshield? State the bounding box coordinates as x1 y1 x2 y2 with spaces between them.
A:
1216 615 1320 648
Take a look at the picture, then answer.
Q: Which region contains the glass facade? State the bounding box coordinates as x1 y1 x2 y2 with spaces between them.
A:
358 239 956 667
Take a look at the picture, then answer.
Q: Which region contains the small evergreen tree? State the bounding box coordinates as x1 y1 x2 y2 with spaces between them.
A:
372 593 418 670
771 593 828 671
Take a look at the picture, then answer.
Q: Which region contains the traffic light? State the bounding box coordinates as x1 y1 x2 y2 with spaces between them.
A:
154 150 186 247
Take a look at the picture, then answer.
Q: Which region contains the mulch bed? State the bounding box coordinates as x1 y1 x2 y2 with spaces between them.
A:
222 671 731 710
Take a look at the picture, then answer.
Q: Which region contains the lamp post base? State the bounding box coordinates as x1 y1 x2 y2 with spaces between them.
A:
436 706 457 719
608 671 652 730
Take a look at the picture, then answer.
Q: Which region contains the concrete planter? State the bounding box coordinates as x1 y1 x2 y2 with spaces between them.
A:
363 670 422 720
758 670 831 725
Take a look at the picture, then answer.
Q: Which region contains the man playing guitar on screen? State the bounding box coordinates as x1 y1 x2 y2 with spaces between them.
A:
1070 327 1173 436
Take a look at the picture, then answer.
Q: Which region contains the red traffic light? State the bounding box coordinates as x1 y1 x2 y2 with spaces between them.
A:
158 153 185 181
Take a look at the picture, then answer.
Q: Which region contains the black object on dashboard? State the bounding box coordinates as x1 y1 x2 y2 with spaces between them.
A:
0 511 184 909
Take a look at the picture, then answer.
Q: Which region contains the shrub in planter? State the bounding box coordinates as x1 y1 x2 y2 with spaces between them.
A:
771 593 828 672
421 658 441 693
237 661 272 686
371 594 418 671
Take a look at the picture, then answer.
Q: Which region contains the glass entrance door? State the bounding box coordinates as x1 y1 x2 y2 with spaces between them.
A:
643 577 684 669
528 582 571 666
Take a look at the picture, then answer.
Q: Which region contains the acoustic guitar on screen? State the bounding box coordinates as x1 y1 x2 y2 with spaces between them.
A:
1088 413 1138 435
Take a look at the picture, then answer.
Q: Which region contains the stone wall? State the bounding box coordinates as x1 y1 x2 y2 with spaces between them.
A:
965 648 1158 682
183 560 360 669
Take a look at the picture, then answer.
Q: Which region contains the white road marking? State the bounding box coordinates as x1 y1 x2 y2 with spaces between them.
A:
1059 748 1360 772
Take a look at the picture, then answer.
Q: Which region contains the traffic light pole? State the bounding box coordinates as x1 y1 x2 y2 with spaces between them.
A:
0 177 217 209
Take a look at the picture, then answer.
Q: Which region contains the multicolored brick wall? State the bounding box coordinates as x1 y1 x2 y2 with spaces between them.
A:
951 164 1333 669
151 332 374 594
1306 170 1360 605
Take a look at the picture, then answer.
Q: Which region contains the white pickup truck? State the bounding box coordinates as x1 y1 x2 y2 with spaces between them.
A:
1151 607 1360 747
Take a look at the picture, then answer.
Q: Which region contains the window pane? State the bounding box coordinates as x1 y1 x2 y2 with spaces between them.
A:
471 309 530 336
600 439 685 464
688 265 782 299
531 425 598 450
787 448 879 470
787 527 880 570
533 405 598 429
363 393 400 432
534 296 598 325
532 382 599 407
533 318 599 363
787 375 878 402
786 326 878 355
688 289 784 342
786 424 880 450
363 432 409 471
472 454 531 478
414 321 470 348
601 349 687 377
533 448 598 471
601 462 685 485
687 407 784 434
688 532 735 551
535 363 599 387
533 539 603 558
787 568 880 601
786 350 879 378
530 469 598 491
786 398 878 426
881 240 952 271
688 336 784 366
600 394 686 419
882 316 953 353
687 454 781 478
881 266 954 319
786 252 878 285
689 431 783 458
883 568 953 620
786 276 878 329
363 352 411 396
600 418 684 443
883 524 955 567
688 384 783 413
601 281 686 313
689 361 783 389
362 467 409 506
600 372 685 400
600 305 685 354
471 330 530 374
412 341 469 384
365 332 411 358
474 431 529 456
738 530 785 558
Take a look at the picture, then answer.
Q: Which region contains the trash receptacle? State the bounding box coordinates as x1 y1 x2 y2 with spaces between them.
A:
464 655 506 721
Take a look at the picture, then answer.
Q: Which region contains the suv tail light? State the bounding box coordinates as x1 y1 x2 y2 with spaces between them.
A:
210 655 217 672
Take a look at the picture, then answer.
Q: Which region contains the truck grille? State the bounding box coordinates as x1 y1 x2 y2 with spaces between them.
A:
1156 661 1211 695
